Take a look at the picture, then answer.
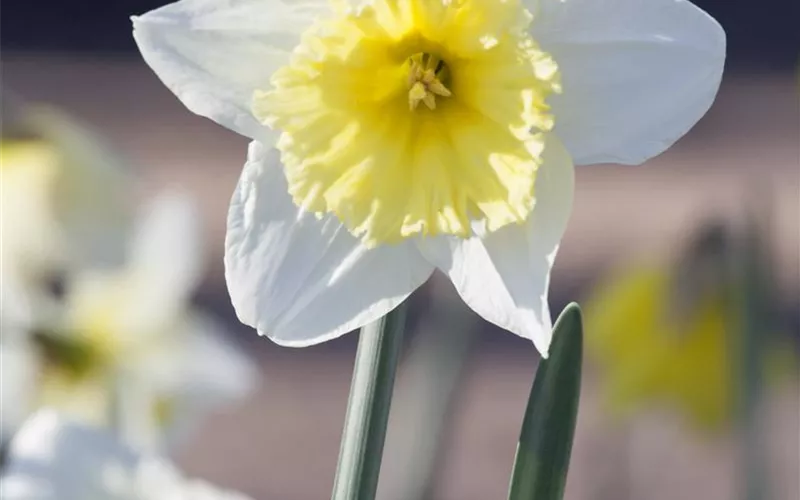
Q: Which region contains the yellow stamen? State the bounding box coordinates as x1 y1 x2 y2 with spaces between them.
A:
427 80 451 97
407 54 452 111
408 81 428 110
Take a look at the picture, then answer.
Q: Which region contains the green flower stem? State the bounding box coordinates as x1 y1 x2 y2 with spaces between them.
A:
332 301 408 500
736 218 769 500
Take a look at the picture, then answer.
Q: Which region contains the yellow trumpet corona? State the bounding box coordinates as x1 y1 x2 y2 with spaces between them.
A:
252 0 560 246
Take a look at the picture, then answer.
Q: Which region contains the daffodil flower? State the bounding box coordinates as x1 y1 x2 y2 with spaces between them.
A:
0 410 253 500
584 227 794 430
586 263 734 429
0 193 257 446
133 0 725 354
1 106 132 331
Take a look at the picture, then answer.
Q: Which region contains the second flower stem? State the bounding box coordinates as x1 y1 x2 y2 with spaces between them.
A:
331 301 408 500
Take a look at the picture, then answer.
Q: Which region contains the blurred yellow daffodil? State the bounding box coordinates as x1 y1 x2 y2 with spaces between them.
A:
134 0 725 353
586 264 732 428
585 227 793 430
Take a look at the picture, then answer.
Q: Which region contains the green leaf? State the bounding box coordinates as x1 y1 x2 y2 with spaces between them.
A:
508 302 583 500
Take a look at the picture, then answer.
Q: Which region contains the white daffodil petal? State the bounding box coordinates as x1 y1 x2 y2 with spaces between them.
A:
139 313 257 448
0 410 139 500
0 341 39 442
132 0 330 142
145 311 259 447
0 411 254 500
64 272 176 349
24 106 133 268
64 191 202 346
179 311 258 401
0 141 67 280
130 190 204 303
0 268 39 337
225 142 434 346
1 109 131 278
417 134 575 356
531 0 726 165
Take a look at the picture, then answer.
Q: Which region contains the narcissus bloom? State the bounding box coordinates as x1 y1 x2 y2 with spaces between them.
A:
1 107 132 329
0 193 257 447
133 0 725 354
0 410 253 499
586 263 734 428
584 228 794 430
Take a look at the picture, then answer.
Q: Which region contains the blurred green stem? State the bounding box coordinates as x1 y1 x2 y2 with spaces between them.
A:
332 301 408 500
735 214 769 500
377 286 481 500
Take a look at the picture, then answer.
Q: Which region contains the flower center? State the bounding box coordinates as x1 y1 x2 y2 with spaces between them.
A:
33 329 104 380
407 53 452 111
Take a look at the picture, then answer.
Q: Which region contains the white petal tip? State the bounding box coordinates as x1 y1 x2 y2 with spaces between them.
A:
261 323 359 348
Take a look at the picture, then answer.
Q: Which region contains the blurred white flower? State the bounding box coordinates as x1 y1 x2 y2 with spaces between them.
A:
1 106 132 330
1 192 258 447
0 410 253 500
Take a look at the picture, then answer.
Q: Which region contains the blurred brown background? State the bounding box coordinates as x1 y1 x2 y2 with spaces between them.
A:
2 0 799 498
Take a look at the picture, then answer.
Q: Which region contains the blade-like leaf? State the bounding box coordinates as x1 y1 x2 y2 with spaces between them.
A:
508 302 583 500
